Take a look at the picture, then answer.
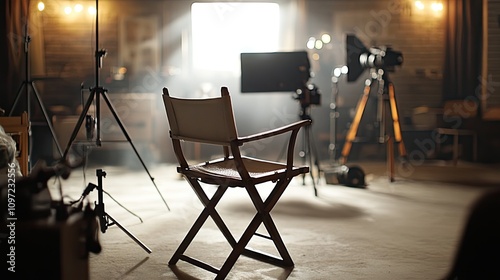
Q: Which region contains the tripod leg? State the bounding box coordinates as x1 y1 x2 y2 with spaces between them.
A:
300 126 307 185
30 81 64 158
304 125 317 196
93 169 151 253
100 92 170 211
387 136 395 182
340 82 371 164
63 90 96 159
308 125 322 185
8 82 27 116
106 213 152 254
387 82 407 158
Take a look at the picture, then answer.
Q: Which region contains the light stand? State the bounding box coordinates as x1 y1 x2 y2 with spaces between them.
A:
82 169 152 253
323 66 366 188
9 7 64 170
276 85 321 196
328 67 345 161
296 86 321 196
62 0 170 210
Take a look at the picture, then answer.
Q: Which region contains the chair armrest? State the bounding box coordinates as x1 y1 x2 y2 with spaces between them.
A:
235 120 311 145
228 119 310 180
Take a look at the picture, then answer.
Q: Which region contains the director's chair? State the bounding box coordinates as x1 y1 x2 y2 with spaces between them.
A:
162 87 310 279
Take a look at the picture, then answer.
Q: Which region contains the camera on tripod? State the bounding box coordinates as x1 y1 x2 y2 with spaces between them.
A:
240 50 321 195
346 34 403 82
294 83 321 108
338 34 407 182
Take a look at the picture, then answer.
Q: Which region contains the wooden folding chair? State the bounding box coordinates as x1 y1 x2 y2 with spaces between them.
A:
162 87 310 279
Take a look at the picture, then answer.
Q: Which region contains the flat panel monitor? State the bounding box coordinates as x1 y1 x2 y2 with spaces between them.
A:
240 51 311 93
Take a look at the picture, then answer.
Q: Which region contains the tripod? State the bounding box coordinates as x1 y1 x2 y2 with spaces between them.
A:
91 169 152 253
276 89 321 196
9 17 64 169
63 0 169 210
339 69 407 181
297 86 321 196
299 108 321 196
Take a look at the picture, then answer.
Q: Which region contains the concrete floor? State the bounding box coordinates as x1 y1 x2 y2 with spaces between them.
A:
49 159 500 279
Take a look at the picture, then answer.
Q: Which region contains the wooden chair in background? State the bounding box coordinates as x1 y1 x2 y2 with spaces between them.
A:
436 100 478 165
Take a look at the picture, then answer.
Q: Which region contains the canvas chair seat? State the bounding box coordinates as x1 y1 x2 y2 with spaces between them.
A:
182 156 307 186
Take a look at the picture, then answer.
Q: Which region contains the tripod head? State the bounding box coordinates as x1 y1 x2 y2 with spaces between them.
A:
366 68 394 96
96 49 107 69
23 34 31 53
295 83 321 109
295 83 321 122
346 34 403 82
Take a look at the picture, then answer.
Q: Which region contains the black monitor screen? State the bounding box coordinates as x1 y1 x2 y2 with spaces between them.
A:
240 51 311 93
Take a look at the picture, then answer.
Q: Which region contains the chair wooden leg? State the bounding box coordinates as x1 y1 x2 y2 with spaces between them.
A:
217 179 294 278
169 184 229 265
188 181 237 247
247 179 294 266
171 178 294 280
258 210 294 265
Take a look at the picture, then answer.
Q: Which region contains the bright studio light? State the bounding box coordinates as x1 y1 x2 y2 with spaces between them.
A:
37 2 45 11
321 33 331 44
414 1 443 13
415 1 425 10
333 66 348 78
74 4 83 13
315 39 323 50
307 37 316 49
88 6 96 15
59 3 96 16
341 65 348 74
333 68 342 78
431 2 443 11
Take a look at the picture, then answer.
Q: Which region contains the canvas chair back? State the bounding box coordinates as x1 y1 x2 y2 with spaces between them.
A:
163 87 237 146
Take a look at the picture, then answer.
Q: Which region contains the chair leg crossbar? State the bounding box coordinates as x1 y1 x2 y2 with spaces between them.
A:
168 178 294 279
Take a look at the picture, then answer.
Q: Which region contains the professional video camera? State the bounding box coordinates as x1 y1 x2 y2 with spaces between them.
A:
346 34 403 82
335 34 407 184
